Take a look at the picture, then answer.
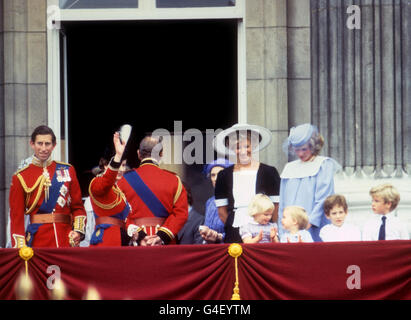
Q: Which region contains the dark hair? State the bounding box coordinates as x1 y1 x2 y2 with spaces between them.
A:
98 157 110 172
323 194 348 216
224 130 262 150
31 125 56 145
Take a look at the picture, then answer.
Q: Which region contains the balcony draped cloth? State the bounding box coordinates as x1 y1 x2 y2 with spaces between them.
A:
1 241 411 299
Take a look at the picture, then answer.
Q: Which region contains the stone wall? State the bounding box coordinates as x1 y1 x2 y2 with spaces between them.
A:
0 0 48 246
245 0 311 171
310 0 411 236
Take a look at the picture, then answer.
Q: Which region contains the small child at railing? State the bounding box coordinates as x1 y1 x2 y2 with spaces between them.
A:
239 194 278 243
278 206 313 243
319 194 361 242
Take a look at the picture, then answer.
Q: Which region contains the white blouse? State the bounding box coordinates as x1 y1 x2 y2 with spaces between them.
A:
232 170 257 228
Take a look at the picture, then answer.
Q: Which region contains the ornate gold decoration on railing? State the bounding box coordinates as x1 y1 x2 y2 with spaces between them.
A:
228 243 243 300
18 246 34 279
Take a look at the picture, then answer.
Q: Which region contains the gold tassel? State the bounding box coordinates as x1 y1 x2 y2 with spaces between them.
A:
83 286 101 300
19 246 34 280
15 272 33 300
228 243 243 300
16 246 34 300
43 167 52 202
50 279 67 300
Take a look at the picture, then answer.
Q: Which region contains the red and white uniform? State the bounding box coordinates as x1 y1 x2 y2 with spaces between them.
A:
117 159 188 244
89 161 130 247
9 157 86 248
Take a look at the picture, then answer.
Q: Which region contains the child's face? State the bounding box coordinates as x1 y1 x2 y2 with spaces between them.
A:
281 209 297 231
326 205 347 227
371 196 392 214
254 209 273 225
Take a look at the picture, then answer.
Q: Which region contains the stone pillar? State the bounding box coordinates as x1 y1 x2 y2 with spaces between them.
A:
0 0 5 246
310 0 411 235
245 0 289 170
0 0 48 246
310 0 411 178
287 0 311 127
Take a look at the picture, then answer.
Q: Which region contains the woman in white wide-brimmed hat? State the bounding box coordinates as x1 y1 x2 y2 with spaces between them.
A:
213 123 281 243
279 123 341 242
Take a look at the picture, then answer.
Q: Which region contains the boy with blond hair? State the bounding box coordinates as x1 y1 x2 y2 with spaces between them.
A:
319 194 361 242
279 206 313 243
362 183 409 241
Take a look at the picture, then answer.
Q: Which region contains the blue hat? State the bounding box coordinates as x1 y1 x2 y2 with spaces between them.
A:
288 123 317 147
203 158 233 175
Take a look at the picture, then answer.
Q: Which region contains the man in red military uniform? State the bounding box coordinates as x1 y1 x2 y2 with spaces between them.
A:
9 125 86 248
88 131 130 246
117 135 188 245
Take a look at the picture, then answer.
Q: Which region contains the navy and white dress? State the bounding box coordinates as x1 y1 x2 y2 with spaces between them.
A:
215 163 281 243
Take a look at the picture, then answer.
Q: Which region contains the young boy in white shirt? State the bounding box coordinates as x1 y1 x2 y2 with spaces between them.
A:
362 183 409 241
319 194 361 242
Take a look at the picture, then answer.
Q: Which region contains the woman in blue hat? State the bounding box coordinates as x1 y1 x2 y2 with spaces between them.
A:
279 123 341 242
199 158 233 243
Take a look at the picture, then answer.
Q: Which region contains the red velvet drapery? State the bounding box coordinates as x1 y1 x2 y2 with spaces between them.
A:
1 241 410 300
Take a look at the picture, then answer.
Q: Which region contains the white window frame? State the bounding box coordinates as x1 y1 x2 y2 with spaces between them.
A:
47 0 247 161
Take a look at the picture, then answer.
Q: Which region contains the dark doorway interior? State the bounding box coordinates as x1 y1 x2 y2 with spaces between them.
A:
63 20 237 212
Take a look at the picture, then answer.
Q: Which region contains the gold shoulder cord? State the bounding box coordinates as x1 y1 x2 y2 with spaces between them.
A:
88 178 125 210
16 173 47 215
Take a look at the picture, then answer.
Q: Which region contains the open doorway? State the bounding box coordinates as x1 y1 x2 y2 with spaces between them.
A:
63 19 238 212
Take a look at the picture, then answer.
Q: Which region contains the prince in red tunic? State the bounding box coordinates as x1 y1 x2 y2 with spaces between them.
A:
117 135 188 245
88 132 130 246
9 125 86 248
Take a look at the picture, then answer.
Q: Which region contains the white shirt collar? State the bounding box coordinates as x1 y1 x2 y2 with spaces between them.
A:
373 211 395 220
280 156 328 179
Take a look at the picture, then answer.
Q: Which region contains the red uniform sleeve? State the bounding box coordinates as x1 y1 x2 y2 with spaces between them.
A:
158 181 188 244
68 166 87 234
89 167 118 197
9 174 27 248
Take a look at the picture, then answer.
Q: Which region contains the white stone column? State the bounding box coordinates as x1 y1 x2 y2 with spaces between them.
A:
0 0 48 246
245 0 289 170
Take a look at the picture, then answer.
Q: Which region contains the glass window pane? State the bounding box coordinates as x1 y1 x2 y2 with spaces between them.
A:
156 0 235 8
60 0 138 9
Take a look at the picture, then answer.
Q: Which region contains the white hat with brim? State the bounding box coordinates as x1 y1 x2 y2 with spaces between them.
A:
213 123 272 156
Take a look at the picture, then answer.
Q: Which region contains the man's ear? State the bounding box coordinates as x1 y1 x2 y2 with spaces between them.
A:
137 149 142 160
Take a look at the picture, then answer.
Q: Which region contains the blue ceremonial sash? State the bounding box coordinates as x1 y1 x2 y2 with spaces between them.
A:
123 171 169 218
38 164 69 213
27 164 69 246
26 223 42 247
90 203 131 245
